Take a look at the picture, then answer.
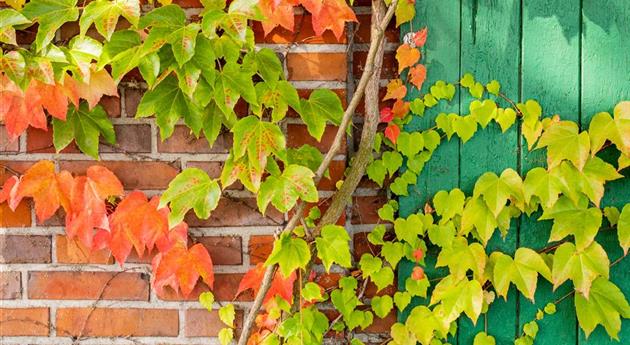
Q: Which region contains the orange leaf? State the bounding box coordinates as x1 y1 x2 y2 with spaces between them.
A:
395 44 420 74
76 68 118 109
237 263 296 307
413 27 428 47
152 240 214 297
384 79 407 101
302 0 358 39
385 123 401 144
14 161 73 222
259 0 299 35
380 107 393 123
0 176 19 208
392 99 410 119
409 64 427 90
1 76 47 141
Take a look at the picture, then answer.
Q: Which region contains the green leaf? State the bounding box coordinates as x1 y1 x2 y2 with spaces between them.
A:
473 332 496 345
80 0 140 40
219 304 235 327
490 248 551 301
232 116 286 173
406 276 430 297
588 109 630 156
0 9 30 45
452 115 478 143
523 321 539 338
410 99 425 116
428 222 456 248
382 151 403 177
359 254 382 278
298 89 344 140
486 80 500 95
255 48 283 82
367 159 387 187
394 213 427 244
367 224 386 245
469 99 497 128
433 188 465 222
315 225 351 272
381 241 404 268
618 204 630 255
423 129 441 152
159 168 221 227
136 76 193 139
544 303 556 315
302 282 324 302
436 113 457 140
99 30 144 80
287 145 323 175
473 168 524 217
495 108 517 133
461 197 498 245
394 291 412 311
406 306 449 345
395 0 415 27
551 241 609 297
216 61 257 115
257 165 317 214
51 116 75 153
371 295 393 318
523 167 563 208
378 203 395 222
169 24 200 67
265 231 311 278
430 276 483 324
397 132 424 157
575 278 630 340
218 328 233 345
372 266 394 292
199 291 215 311
59 103 116 159
436 237 486 280
537 121 590 170
22 0 79 51
469 82 484 99
539 196 602 250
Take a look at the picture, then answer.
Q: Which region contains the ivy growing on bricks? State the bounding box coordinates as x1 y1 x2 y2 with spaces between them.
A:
0 0 629 344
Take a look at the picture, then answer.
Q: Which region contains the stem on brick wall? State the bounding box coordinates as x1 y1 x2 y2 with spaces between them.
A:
236 1 397 343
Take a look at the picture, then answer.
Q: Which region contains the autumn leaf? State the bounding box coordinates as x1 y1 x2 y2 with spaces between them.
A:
385 123 401 144
380 107 393 123
237 263 296 306
13 161 74 222
0 176 19 208
152 240 214 297
413 27 428 47
301 0 358 39
392 99 410 119
76 67 118 109
409 64 427 90
258 0 298 35
395 44 420 73
384 79 407 101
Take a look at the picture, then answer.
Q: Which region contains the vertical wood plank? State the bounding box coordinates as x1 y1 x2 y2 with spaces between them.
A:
457 0 521 343
519 1 580 344
579 0 630 343
397 1 461 332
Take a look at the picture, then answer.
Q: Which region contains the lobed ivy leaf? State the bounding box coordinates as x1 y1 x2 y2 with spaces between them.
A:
22 0 79 51
537 121 590 171
575 277 630 340
618 204 630 255
490 248 552 301
80 0 140 41
396 131 424 157
315 225 351 272
430 275 484 324
257 164 318 214
265 231 310 278
298 89 344 141
523 167 563 208
433 188 465 223
0 9 31 45
436 237 486 281
551 241 609 297
539 196 602 251
473 332 496 345
405 306 449 345
371 295 393 318
52 103 116 160
159 168 221 227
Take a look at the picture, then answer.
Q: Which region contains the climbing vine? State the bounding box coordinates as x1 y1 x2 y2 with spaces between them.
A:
1 0 629 345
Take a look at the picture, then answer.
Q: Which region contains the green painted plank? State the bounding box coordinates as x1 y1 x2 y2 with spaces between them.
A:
397 1 461 334
457 1 521 344
579 0 630 343
518 0 581 344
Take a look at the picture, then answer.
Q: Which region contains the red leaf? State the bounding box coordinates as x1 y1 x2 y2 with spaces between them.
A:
395 44 421 74
0 176 19 208
14 161 74 222
383 79 407 101
392 99 410 119
302 0 358 39
413 27 428 47
152 240 214 297
237 263 296 307
385 124 401 144
409 64 427 90
380 107 393 123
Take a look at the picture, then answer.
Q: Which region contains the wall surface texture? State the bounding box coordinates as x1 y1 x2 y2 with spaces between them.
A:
0 1 399 344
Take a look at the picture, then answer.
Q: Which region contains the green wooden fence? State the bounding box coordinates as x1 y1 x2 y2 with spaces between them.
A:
397 0 629 343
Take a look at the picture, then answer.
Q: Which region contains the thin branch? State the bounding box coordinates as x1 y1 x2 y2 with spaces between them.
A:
236 1 398 343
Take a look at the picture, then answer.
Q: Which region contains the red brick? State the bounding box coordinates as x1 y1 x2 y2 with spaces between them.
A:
253 14 345 44
158 125 231 153
59 161 181 189
124 87 143 116
355 14 399 44
0 272 21 299
171 0 203 8
100 94 121 117
185 309 243 337
0 202 32 227
187 161 243 189
0 126 19 151
318 159 345 191
0 161 33 182
28 271 149 300
287 124 347 153
351 195 387 224
249 235 273 264
287 53 347 81
101 125 152 153
56 308 178 337
159 273 251 302
0 235 50 263
27 127 79 153
0 308 49 336
354 51 396 80
55 235 113 264
186 198 284 227
196 236 243 265
365 311 397 333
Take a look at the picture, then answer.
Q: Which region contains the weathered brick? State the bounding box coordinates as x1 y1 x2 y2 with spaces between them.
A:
287 124 347 153
248 235 273 264
159 273 250 302
59 161 181 189
0 272 21 299
158 125 231 153
186 198 284 227
318 159 345 191
364 311 396 333
187 161 243 189
287 53 347 81
196 236 243 265
353 231 381 261
28 271 149 300
0 202 32 227
354 51 396 80
100 94 121 118
56 308 178 337
0 308 49 336
101 125 152 153
124 87 143 116
55 235 113 264
351 195 387 224
0 235 50 263
27 127 79 153
355 14 399 44
185 309 243 337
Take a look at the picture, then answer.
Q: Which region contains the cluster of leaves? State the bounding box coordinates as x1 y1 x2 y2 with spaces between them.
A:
364 67 630 344
0 161 215 296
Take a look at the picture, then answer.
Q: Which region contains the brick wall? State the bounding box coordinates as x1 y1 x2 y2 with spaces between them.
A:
0 2 399 344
